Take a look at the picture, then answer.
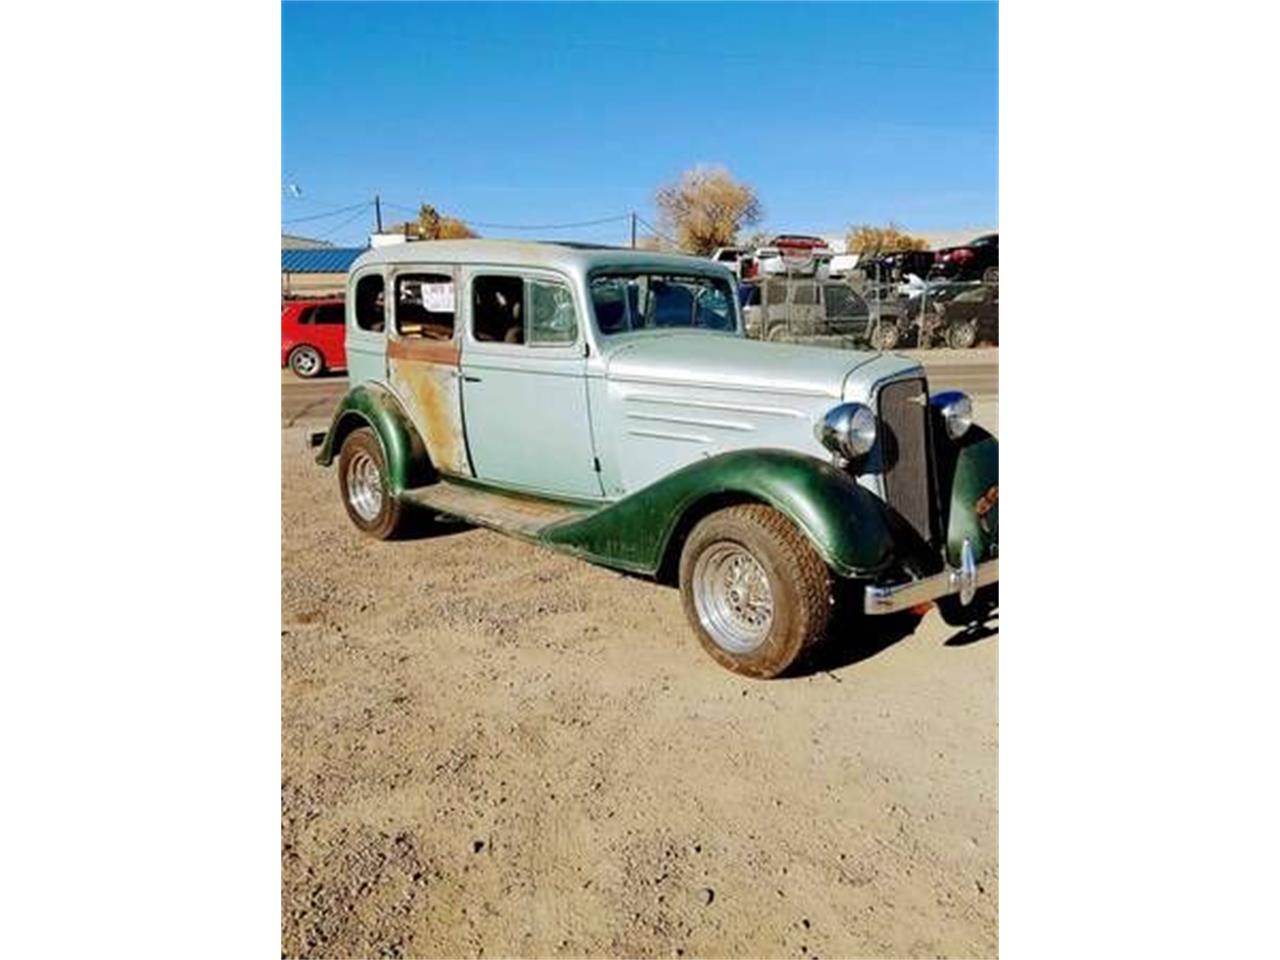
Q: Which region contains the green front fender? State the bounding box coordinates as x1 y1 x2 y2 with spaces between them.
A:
939 428 999 566
314 383 432 494
541 448 896 578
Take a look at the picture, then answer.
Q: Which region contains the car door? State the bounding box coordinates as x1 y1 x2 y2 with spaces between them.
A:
385 266 471 476
460 268 603 499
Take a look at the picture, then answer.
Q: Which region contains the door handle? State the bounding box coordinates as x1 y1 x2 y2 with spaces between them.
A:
463 375 482 383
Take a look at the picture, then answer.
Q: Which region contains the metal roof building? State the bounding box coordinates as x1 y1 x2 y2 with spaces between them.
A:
281 246 366 298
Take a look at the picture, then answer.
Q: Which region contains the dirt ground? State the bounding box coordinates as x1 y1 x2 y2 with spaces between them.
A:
281 400 998 959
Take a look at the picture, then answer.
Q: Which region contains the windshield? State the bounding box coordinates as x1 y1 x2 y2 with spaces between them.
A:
590 272 738 335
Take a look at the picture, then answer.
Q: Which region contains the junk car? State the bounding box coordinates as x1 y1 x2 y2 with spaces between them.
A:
314 241 998 678
742 276 906 350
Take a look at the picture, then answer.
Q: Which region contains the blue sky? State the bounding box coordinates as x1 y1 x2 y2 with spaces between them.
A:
282 1 997 246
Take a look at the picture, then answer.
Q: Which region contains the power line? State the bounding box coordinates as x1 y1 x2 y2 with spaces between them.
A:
381 200 630 232
315 205 375 241
634 215 680 248
282 200 371 225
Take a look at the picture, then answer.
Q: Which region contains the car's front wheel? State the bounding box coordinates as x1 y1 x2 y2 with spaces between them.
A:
869 320 901 351
338 427 405 539
678 505 833 678
288 344 324 378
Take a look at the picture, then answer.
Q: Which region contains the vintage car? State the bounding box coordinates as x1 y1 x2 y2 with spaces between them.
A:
314 240 998 678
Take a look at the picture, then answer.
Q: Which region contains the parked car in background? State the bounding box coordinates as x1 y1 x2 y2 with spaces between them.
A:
930 233 998 283
742 276 905 349
932 284 999 349
313 240 998 677
282 297 347 378
710 246 751 278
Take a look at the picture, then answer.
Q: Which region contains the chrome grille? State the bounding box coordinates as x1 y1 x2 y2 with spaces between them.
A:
877 377 935 543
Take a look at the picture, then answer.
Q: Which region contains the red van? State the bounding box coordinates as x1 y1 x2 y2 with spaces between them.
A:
281 298 346 378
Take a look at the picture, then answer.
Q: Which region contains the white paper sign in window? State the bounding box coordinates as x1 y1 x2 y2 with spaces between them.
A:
422 282 455 314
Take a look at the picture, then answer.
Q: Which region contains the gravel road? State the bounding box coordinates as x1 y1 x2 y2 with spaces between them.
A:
281 395 999 959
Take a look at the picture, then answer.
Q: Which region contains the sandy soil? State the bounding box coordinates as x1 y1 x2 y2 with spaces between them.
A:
282 406 999 959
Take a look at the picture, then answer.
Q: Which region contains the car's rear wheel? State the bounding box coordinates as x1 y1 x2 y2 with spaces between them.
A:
766 323 789 342
982 266 999 284
338 427 404 539
947 321 978 350
679 505 833 678
288 344 324 378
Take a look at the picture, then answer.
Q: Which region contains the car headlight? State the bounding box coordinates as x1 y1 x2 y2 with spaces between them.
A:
816 402 877 460
931 390 973 439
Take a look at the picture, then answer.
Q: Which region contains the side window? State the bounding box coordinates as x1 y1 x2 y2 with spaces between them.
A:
295 307 315 325
394 273 455 340
354 274 385 333
313 304 345 325
792 283 818 306
529 280 578 345
472 275 525 344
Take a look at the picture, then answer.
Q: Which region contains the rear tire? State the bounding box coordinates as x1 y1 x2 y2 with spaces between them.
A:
288 344 324 378
982 266 998 285
766 323 789 342
337 427 405 540
678 505 833 678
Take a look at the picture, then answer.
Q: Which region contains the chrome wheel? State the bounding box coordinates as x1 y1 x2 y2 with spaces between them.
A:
691 541 775 654
345 450 384 522
290 345 322 378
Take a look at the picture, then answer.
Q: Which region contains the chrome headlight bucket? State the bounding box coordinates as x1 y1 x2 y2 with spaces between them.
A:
816 402 877 461
931 390 973 440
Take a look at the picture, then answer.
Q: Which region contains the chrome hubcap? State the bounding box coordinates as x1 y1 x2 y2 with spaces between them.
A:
346 451 383 522
294 349 319 375
692 542 774 654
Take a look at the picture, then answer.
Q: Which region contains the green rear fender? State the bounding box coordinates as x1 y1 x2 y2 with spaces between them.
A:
541 449 895 578
315 383 433 494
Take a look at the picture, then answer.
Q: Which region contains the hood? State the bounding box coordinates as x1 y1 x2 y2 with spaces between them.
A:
601 331 918 400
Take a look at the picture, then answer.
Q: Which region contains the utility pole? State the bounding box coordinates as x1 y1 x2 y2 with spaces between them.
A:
631 212 637 249
374 194 383 234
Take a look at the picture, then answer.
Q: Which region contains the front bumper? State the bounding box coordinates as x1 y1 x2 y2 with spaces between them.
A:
863 539 998 615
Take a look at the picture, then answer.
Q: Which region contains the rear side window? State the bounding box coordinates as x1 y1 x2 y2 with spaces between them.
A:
792 283 818 306
354 274 385 332
473 275 525 344
313 304 344 325
394 273 455 340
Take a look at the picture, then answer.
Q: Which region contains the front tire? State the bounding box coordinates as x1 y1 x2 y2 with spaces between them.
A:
337 427 404 539
982 266 998 284
678 505 833 678
869 319 900 351
938 584 998 627
288 344 324 378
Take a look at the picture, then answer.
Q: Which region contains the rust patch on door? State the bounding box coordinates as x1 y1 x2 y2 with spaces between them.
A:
388 346 470 476
388 338 460 365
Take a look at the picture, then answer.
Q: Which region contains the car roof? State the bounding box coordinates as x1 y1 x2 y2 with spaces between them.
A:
349 239 732 279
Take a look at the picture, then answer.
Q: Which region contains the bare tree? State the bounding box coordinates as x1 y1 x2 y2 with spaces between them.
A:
655 165 762 255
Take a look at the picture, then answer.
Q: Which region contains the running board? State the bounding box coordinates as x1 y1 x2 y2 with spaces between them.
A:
401 480 596 539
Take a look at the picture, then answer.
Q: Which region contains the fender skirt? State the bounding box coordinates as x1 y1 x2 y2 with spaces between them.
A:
314 383 433 494
540 448 896 578
937 427 999 567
